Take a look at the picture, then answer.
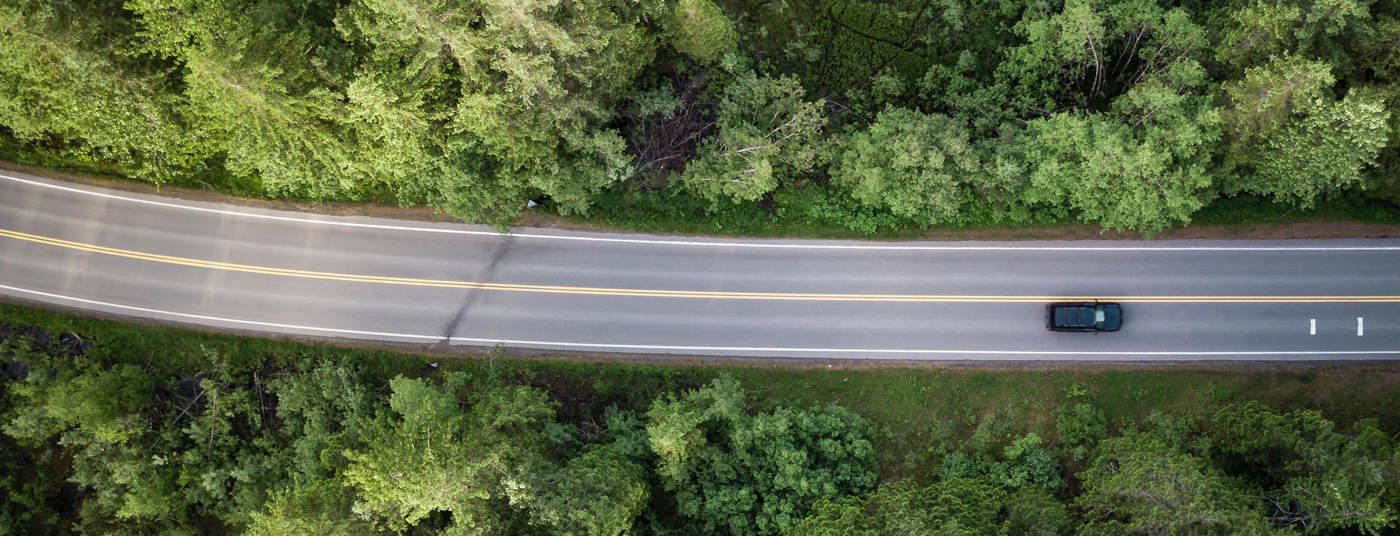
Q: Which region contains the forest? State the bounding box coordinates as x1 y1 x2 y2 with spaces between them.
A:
1 0 1397 234
3 306 1400 536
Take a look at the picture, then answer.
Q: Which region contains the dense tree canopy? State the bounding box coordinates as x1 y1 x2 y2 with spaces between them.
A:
6 321 1400 536
647 376 877 536
1 0 1397 231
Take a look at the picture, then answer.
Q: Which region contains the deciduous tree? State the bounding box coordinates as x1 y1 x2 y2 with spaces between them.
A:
683 74 827 204
830 108 978 224
648 376 876 536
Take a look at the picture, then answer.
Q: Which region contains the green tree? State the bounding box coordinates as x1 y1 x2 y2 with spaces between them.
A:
1211 401 1396 534
345 378 554 534
267 360 377 480
0 0 205 184
648 376 877 536
127 0 364 198
246 477 386 536
1005 487 1073 536
683 74 828 204
830 108 979 224
1000 0 1208 113
1215 0 1378 75
988 433 1064 491
669 0 737 64
993 0 1223 233
1252 90 1392 206
339 0 657 218
512 447 650 536
1220 54 1336 165
1054 402 1107 461
1021 109 1219 234
786 477 1063 536
1076 430 1278 535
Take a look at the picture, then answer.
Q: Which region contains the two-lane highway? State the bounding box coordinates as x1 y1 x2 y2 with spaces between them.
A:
1 169 1397 360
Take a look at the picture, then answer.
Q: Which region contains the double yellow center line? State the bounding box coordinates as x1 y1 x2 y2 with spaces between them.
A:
3 228 1398 303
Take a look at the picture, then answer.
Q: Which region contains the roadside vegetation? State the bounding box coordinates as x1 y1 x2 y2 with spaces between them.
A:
2 0 1398 237
4 304 1400 536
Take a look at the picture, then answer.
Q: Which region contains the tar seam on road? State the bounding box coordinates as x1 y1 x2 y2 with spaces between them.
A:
6 172 1400 252
5 228 1400 303
2 283 1396 358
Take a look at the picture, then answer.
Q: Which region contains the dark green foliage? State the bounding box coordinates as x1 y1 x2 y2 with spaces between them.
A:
1210 401 1397 534
7 307 1400 535
786 477 1072 536
3 0 1399 233
812 0 936 98
648 376 878 536
1075 430 1276 535
988 433 1064 491
1055 402 1108 460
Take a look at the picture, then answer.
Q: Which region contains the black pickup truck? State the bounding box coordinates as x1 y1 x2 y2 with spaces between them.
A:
1046 302 1122 332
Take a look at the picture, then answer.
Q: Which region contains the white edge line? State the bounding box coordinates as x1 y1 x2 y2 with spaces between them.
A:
3 284 1397 358
6 172 1400 252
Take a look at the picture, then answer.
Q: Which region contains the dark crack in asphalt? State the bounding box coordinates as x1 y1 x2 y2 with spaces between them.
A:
435 235 514 350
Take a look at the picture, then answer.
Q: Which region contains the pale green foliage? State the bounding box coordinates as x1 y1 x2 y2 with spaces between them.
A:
1216 54 1392 206
126 0 373 198
345 378 554 534
246 478 385 536
1221 54 1336 165
1253 90 1392 207
4 363 153 445
114 0 658 220
345 378 647 536
1001 0 1207 111
831 108 978 224
1002 0 1223 234
684 74 828 204
1022 110 1218 234
648 376 877 536
668 0 737 64
339 0 654 215
1211 401 1396 534
1077 430 1279 535
0 0 206 184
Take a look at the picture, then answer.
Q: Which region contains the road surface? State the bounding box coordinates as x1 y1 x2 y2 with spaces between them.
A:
1 169 1398 360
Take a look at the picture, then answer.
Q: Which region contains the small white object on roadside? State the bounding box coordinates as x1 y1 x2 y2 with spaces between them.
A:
526 200 538 208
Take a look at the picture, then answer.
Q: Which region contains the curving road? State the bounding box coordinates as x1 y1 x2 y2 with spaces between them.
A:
1 169 1398 360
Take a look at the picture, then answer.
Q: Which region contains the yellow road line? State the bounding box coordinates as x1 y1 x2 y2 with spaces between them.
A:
3 227 1399 303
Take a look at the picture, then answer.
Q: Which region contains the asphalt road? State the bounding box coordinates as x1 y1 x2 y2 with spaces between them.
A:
2 169 1398 360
